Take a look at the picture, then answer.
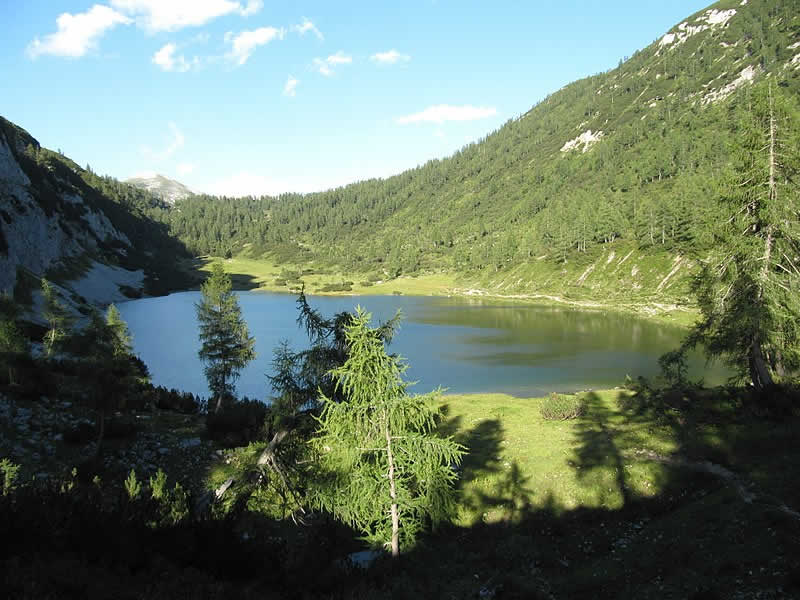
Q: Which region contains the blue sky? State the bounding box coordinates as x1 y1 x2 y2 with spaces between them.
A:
1 1 710 197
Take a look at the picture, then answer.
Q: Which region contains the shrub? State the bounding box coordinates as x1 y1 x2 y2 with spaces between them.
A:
1 458 20 496
124 469 142 500
540 393 585 421
319 282 352 292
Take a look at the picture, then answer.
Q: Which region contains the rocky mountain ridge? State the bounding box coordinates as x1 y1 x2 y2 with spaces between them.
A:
125 173 194 204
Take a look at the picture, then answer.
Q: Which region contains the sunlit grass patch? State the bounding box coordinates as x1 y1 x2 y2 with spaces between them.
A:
439 390 682 524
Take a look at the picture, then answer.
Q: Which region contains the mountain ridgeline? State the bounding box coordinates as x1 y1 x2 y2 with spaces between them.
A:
157 0 799 302
1 0 798 308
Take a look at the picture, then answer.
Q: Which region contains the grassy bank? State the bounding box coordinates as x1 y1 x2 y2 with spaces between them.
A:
193 253 699 327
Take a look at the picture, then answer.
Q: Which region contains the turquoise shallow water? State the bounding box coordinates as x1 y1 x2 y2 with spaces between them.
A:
117 292 727 401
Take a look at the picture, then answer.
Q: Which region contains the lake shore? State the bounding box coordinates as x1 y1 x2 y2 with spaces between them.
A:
189 255 699 328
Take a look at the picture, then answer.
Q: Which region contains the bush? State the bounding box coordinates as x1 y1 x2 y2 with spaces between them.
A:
205 398 268 446
540 393 585 421
319 282 352 293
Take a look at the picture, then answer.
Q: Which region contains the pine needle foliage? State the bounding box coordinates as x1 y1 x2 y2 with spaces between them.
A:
41 278 73 358
310 307 465 557
680 83 800 390
0 294 28 385
195 262 256 413
79 305 140 456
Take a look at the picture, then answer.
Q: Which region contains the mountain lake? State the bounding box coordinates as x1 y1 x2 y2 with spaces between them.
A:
117 292 728 400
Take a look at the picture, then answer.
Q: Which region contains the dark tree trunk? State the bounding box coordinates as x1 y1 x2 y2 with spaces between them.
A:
749 337 774 391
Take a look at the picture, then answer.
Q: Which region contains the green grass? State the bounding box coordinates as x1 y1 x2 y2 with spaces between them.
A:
194 252 700 326
388 387 800 598
198 255 462 297
439 390 680 524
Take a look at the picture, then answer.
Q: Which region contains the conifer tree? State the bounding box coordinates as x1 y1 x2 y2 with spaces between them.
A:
81 304 138 456
681 83 800 390
196 262 256 413
41 279 73 358
310 308 464 557
0 294 28 386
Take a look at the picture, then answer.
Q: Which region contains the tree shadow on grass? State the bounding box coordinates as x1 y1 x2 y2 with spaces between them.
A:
377 387 800 599
569 391 633 507
181 257 263 291
438 403 536 525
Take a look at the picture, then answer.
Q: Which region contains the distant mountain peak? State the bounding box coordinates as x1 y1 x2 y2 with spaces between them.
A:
125 173 193 204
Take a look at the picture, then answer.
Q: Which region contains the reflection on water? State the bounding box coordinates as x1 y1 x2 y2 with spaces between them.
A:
117 292 727 401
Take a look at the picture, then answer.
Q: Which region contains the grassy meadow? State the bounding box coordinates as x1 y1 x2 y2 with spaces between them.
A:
192 250 699 327
373 387 800 598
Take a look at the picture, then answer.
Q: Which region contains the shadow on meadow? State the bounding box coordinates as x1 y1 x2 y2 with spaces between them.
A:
357 387 800 599
182 257 263 291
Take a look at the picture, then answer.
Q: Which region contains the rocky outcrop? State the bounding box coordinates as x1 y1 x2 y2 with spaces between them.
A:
0 117 146 310
125 173 194 204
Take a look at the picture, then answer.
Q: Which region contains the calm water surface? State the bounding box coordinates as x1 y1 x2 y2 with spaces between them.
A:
117 292 725 400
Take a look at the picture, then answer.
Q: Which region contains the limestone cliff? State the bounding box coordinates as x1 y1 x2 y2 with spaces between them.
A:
0 116 189 314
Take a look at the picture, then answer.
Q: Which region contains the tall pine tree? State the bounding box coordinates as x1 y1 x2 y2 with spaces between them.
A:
196 262 256 413
682 83 800 390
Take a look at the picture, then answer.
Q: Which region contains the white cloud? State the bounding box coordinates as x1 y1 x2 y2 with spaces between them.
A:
312 51 352 76
283 75 299 97
152 42 199 72
227 26 285 65
370 49 410 65
110 0 262 32
27 5 131 59
291 17 323 40
396 104 498 125
141 122 185 160
177 163 195 176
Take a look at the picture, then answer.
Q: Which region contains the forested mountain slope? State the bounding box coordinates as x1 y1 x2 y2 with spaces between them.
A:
161 0 799 302
0 117 190 313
